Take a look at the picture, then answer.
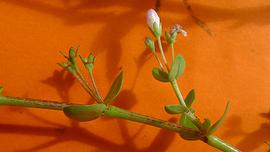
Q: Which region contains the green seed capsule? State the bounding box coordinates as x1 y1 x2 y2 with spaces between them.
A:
145 37 155 52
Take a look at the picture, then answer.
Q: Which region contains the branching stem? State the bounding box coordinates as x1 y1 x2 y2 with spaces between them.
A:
0 96 239 151
73 66 102 103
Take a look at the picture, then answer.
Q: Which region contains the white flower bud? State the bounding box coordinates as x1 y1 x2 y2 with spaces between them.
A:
147 9 162 37
147 9 160 30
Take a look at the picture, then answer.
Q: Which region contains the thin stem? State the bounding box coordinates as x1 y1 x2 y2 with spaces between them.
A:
157 36 169 70
72 71 100 102
88 70 102 101
170 79 203 129
150 41 164 70
170 79 187 107
153 51 165 70
105 106 238 151
73 66 102 103
170 43 175 63
0 96 68 110
104 105 201 136
205 135 240 152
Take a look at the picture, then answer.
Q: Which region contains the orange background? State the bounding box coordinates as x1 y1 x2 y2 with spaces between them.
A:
0 0 269 151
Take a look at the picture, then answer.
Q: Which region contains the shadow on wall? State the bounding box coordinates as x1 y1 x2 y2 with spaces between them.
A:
0 116 176 152
2 0 270 83
1 0 270 151
41 69 75 102
221 111 270 151
33 58 175 152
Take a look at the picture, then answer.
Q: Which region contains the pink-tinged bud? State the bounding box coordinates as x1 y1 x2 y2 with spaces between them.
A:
146 9 161 36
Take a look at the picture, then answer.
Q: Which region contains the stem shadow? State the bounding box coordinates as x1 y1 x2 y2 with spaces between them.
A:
0 117 176 152
221 111 270 151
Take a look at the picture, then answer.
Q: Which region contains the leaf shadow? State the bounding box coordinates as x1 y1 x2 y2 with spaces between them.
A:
0 116 176 152
221 111 270 151
3 0 270 87
29 40 175 151
41 69 75 102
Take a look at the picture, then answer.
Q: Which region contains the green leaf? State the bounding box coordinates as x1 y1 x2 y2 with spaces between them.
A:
63 104 106 122
164 104 187 114
179 114 199 130
207 101 231 135
178 128 201 140
104 71 124 104
168 54 185 80
202 119 211 131
152 67 169 82
185 89 195 108
178 114 200 140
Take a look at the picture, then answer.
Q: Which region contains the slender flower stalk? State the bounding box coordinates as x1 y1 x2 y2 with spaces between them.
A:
157 36 169 70
88 70 102 101
67 67 98 101
153 51 165 70
145 37 165 70
171 43 175 62
75 67 102 101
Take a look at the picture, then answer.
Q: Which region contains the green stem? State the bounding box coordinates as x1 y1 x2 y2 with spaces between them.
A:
0 96 239 151
170 79 205 132
0 96 68 110
74 66 102 103
170 79 239 152
157 36 169 70
88 70 103 101
170 43 175 63
104 105 200 136
153 51 165 70
72 71 100 102
170 79 187 107
205 135 240 152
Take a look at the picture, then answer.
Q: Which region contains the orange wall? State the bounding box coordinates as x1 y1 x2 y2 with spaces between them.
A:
0 0 269 151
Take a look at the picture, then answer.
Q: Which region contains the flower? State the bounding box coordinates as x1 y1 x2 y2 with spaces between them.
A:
147 9 160 30
165 24 188 44
146 9 162 37
170 24 187 37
